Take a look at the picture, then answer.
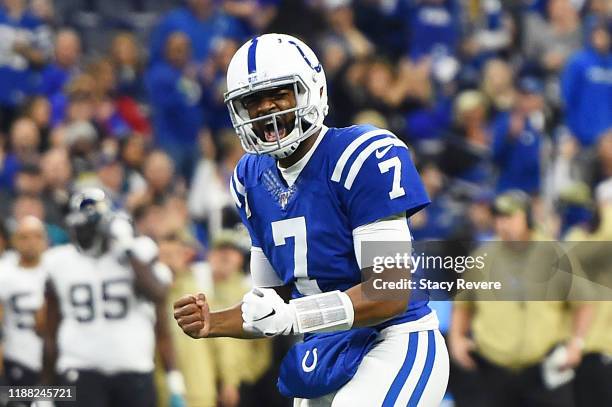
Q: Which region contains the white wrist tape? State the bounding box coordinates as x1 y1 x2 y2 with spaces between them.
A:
289 291 355 334
166 370 186 395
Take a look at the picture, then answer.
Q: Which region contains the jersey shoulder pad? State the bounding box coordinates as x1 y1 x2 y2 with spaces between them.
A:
230 152 275 208
326 124 406 187
326 125 429 228
43 244 77 276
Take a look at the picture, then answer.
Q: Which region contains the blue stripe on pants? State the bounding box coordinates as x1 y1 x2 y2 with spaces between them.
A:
381 332 419 406
408 330 436 406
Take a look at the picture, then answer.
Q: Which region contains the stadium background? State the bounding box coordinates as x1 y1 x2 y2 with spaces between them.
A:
0 0 611 406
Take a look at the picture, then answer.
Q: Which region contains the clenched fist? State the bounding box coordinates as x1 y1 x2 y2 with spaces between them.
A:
173 293 210 339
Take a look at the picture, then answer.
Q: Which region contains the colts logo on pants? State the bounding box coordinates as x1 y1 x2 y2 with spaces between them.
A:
302 348 318 372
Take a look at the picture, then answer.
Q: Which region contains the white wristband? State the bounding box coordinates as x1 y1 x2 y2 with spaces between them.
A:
167 370 186 395
289 291 355 334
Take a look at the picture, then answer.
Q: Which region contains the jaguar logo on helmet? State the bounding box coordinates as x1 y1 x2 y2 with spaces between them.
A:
224 34 329 159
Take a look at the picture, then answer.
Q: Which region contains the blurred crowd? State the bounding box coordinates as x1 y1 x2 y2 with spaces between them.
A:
0 0 611 406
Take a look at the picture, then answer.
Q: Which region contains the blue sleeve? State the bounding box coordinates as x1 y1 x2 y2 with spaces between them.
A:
146 66 186 109
560 55 582 134
230 157 262 247
333 134 430 229
492 113 512 164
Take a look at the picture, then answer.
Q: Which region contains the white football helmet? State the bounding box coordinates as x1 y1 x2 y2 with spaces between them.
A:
224 33 329 159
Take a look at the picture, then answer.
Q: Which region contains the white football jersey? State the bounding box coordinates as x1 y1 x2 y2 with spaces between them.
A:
0 261 46 371
44 241 171 375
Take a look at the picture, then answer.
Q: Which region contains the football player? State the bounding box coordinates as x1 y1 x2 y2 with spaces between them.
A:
0 217 48 407
174 34 449 406
42 188 184 407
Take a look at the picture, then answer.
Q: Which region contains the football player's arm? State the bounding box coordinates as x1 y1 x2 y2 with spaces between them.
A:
174 296 257 339
35 301 47 337
173 247 282 339
345 216 412 327
129 256 169 304
42 280 61 384
109 219 169 303
344 284 408 327
154 299 187 404
240 218 412 336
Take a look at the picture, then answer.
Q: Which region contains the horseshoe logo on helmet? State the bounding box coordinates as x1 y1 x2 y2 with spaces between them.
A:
288 40 322 73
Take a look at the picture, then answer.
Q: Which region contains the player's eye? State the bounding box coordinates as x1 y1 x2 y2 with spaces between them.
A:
275 89 291 99
241 96 258 109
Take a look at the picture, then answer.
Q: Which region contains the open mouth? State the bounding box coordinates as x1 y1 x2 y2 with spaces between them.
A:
262 117 288 142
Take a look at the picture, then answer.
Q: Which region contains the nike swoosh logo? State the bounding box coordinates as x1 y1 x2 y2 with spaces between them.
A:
252 309 276 322
375 144 393 159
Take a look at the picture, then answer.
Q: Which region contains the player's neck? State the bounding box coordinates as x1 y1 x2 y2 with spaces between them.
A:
277 129 321 169
19 257 41 269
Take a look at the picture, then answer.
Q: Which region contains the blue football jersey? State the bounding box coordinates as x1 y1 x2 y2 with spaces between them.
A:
230 124 432 326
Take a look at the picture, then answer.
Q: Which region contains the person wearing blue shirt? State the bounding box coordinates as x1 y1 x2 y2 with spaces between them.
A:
174 33 449 406
146 32 204 181
148 0 245 67
395 0 462 61
492 77 546 195
39 29 81 98
561 18 612 147
0 0 51 126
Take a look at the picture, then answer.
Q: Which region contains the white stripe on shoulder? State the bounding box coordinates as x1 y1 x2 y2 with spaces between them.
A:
229 178 242 208
343 138 407 190
331 129 395 182
233 168 245 195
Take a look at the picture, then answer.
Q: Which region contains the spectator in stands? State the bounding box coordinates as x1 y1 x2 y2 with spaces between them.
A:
449 190 593 407
223 0 279 36
95 152 125 208
561 17 612 146
564 182 612 406
0 117 40 191
63 119 99 180
480 59 516 115
0 163 43 218
523 0 582 79
40 29 81 98
200 38 238 135
0 0 52 128
492 77 546 194
22 95 51 150
439 90 493 190
157 230 255 407
126 149 183 211
146 32 203 180
29 0 55 26
410 161 464 240
206 230 275 407
148 0 244 66
396 0 462 61
119 134 148 193
88 58 151 138
49 72 95 128
320 0 373 66
189 130 243 241
110 32 146 101
39 147 71 227
467 191 495 242
10 193 67 245
462 0 512 66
